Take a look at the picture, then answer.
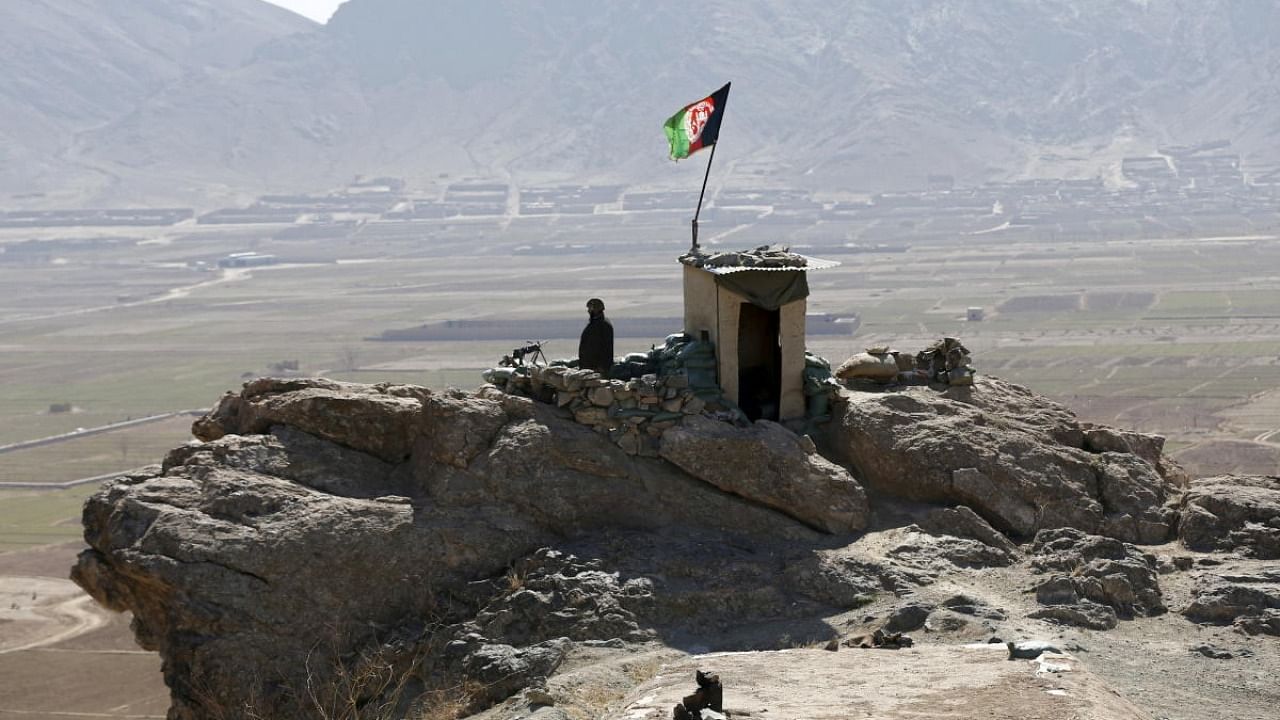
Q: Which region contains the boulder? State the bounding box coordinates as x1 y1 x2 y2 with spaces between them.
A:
823 376 1177 543
1028 600 1119 630
1081 424 1165 467
1035 576 1081 605
1182 573 1280 628
661 415 869 534
939 594 1006 620
462 640 570 709
920 505 1019 557
72 467 517 719
1178 475 1280 558
887 527 1016 569
1235 608 1280 636
883 603 933 633
421 390 510 468
192 377 427 462
1094 453 1179 545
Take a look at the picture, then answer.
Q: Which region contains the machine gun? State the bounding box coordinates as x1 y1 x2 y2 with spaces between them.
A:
499 341 548 368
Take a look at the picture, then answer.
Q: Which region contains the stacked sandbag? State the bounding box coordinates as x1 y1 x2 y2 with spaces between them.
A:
655 334 721 400
481 364 536 395
835 347 902 383
611 350 656 381
803 352 841 420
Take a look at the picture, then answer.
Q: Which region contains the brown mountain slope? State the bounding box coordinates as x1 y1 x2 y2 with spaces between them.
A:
7 1 1280 203
0 0 314 203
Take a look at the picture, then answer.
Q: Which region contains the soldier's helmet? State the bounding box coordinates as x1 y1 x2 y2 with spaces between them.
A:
586 298 605 312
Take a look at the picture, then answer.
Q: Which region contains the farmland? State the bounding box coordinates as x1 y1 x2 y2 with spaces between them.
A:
1 202 1279 717
3 213 1280 502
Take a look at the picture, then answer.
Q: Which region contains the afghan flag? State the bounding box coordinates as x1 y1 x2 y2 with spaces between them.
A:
663 82 731 161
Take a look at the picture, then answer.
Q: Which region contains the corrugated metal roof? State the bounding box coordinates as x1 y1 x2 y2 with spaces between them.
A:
692 254 842 275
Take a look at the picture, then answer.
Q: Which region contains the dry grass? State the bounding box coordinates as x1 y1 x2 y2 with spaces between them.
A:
564 681 628 720
559 653 668 720
411 681 483 720
623 655 664 685
505 564 527 593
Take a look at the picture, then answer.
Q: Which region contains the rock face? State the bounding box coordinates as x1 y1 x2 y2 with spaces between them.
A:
660 416 869 534
1178 475 1280 558
823 376 1179 543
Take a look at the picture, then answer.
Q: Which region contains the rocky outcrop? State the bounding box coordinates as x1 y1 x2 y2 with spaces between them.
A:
784 550 931 609
823 376 1179 543
446 637 571 710
192 378 429 462
74 379 840 719
886 527 1017 570
72 374 1195 719
1178 475 1280 558
660 416 868 534
1028 528 1165 626
1181 569 1280 635
470 549 653 646
920 505 1020 558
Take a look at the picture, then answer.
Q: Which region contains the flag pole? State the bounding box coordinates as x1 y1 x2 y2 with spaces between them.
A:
691 141 718 252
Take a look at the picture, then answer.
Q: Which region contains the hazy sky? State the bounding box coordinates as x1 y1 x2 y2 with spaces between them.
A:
264 0 345 23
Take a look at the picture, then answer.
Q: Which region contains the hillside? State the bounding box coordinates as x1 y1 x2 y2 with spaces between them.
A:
0 0 315 204
6 1 1280 204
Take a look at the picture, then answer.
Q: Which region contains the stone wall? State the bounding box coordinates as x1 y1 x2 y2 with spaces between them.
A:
493 365 721 457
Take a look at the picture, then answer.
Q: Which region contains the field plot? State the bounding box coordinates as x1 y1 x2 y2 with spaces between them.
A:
0 416 196 485
0 207 1279 719
0 543 168 718
0 487 98 552
1 217 1280 514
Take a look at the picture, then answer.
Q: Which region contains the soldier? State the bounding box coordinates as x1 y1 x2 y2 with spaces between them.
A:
578 298 614 374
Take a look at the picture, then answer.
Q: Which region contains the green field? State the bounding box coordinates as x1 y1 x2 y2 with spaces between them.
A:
0 486 98 552
0 416 197 485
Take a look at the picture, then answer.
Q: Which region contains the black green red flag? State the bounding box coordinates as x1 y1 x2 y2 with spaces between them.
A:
663 82 731 160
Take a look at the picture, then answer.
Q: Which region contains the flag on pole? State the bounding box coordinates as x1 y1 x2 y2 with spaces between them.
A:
663 82 731 161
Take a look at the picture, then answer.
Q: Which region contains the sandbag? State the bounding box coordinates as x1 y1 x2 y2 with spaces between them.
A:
687 368 717 388
807 391 831 418
482 367 515 384
835 352 899 382
804 352 832 371
678 341 713 359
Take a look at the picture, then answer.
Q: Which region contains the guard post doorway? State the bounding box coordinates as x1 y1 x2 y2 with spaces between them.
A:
736 302 781 421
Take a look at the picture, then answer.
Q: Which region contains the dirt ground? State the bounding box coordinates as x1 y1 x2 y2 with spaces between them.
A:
619 646 1152 720
522 530 1280 720
0 542 168 720
4 530 1278 720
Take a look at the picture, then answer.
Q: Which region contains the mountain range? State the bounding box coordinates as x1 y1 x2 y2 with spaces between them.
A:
4 0 1280 206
